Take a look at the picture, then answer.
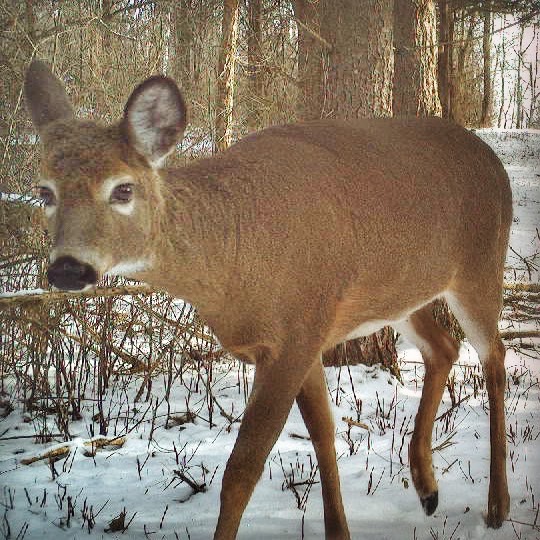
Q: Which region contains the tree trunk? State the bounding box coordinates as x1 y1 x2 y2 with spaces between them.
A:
319 0 393 118
480 6 493 127
172 0 194 93
497 15 507 127
437 0 454 120
293 0 325 120
296 0 397 371
515 25 525 128
393 0 440 116
93 0 113 116
247 0 264 130
215 0 240 151
393 1 460 341
452 10 477 126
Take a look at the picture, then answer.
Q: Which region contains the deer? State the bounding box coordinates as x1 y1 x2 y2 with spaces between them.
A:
24 59 512 539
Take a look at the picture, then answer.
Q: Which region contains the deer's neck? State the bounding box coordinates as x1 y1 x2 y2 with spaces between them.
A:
145 163 237 318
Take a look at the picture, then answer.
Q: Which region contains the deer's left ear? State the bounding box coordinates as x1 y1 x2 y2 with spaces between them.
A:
122 76 186 168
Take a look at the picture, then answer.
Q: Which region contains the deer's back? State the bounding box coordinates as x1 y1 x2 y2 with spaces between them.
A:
173 117 512 348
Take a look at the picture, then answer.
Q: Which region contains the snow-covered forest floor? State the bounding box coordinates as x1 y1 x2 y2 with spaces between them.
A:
1 129 539 540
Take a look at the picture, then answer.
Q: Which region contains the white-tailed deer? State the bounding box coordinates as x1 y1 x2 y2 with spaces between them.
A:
25 60 512 539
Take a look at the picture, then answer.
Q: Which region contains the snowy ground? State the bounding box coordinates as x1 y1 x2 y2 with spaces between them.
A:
1 129 539 540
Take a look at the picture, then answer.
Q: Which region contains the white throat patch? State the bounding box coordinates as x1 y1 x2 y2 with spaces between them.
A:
106 259 152 278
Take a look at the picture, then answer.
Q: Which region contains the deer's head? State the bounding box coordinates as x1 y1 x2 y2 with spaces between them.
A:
24 60 186 290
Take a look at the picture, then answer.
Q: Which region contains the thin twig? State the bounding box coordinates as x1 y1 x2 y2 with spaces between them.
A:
0 284 155 309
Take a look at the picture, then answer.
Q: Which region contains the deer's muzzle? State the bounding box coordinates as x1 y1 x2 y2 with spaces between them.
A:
47 256 98 291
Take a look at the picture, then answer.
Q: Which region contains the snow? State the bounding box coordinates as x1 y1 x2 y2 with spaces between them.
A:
0 288 46 298
1 129 539 540
0 192 41 206
476 129 540 285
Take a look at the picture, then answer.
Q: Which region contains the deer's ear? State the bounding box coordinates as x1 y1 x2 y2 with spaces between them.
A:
24 60 75 133
122 76 186 168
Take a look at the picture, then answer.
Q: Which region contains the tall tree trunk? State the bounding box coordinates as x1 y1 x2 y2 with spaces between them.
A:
529 23 539 127
393 1 460 341
319 0 393 118
437 0 454 120
296 0 397 370
515 25 524 128
453 11 477 126
172 0 193 94
393 0 441 116
88 0 113 117
480 6 493 127
498 15 507 127
247 0 264 130
293 0 324 120
215 0 240 151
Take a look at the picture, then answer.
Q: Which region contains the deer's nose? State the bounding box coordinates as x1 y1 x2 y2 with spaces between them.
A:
47 256 97 290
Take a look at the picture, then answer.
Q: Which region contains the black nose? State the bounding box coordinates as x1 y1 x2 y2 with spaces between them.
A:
47 256 98 290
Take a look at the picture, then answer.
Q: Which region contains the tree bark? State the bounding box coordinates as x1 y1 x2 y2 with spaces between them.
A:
293 0 325 120
515 25 525 128
90 0 113 116
247 0 264 130
452 10 477 126
437 0 454 120
215 0 240 151
393 0 441 116
319 0 393 118
296 0 397 370
172 0 194 93
480 5 493 126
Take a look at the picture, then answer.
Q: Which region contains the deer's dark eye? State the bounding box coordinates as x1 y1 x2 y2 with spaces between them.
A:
36 186 56 206
110 183 134 204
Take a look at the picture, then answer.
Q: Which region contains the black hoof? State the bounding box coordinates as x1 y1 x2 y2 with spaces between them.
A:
421 491 438 516
486 515 504 529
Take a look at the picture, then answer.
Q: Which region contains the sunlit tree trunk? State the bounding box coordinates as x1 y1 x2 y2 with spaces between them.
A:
393 0 441 116
247 0 264 130
295 0 397 369
90 0 113 117
172 0 193 94
480 5 493 127
215 0 240 151
320 0 393 118
515 25 525 128
293 0 324 120
438 0 454 120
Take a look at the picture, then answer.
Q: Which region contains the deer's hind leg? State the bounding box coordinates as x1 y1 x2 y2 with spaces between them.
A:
395 304 460 516
445 286 509 528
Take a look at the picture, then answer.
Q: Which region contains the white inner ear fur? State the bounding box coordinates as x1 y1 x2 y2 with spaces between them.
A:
102 175 136 216
149 148 175 169
128 85 183 165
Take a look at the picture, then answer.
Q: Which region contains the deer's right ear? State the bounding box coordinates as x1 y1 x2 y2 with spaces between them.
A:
122 76 186 168
24 60 74 133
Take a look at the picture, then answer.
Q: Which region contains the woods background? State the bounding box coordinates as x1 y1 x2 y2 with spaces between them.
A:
0 1 539 439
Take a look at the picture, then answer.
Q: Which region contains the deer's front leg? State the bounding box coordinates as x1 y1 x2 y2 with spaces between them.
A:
214 349 317 540
296 359 350 540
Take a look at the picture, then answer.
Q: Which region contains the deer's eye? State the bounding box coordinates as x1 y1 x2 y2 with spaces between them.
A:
110 183 134 204
36 186 56 206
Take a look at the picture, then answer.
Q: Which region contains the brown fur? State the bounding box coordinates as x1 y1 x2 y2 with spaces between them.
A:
25 61 512 539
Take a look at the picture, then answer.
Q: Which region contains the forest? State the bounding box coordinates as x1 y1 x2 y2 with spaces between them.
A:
0 1 539 539
1 0 539 366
